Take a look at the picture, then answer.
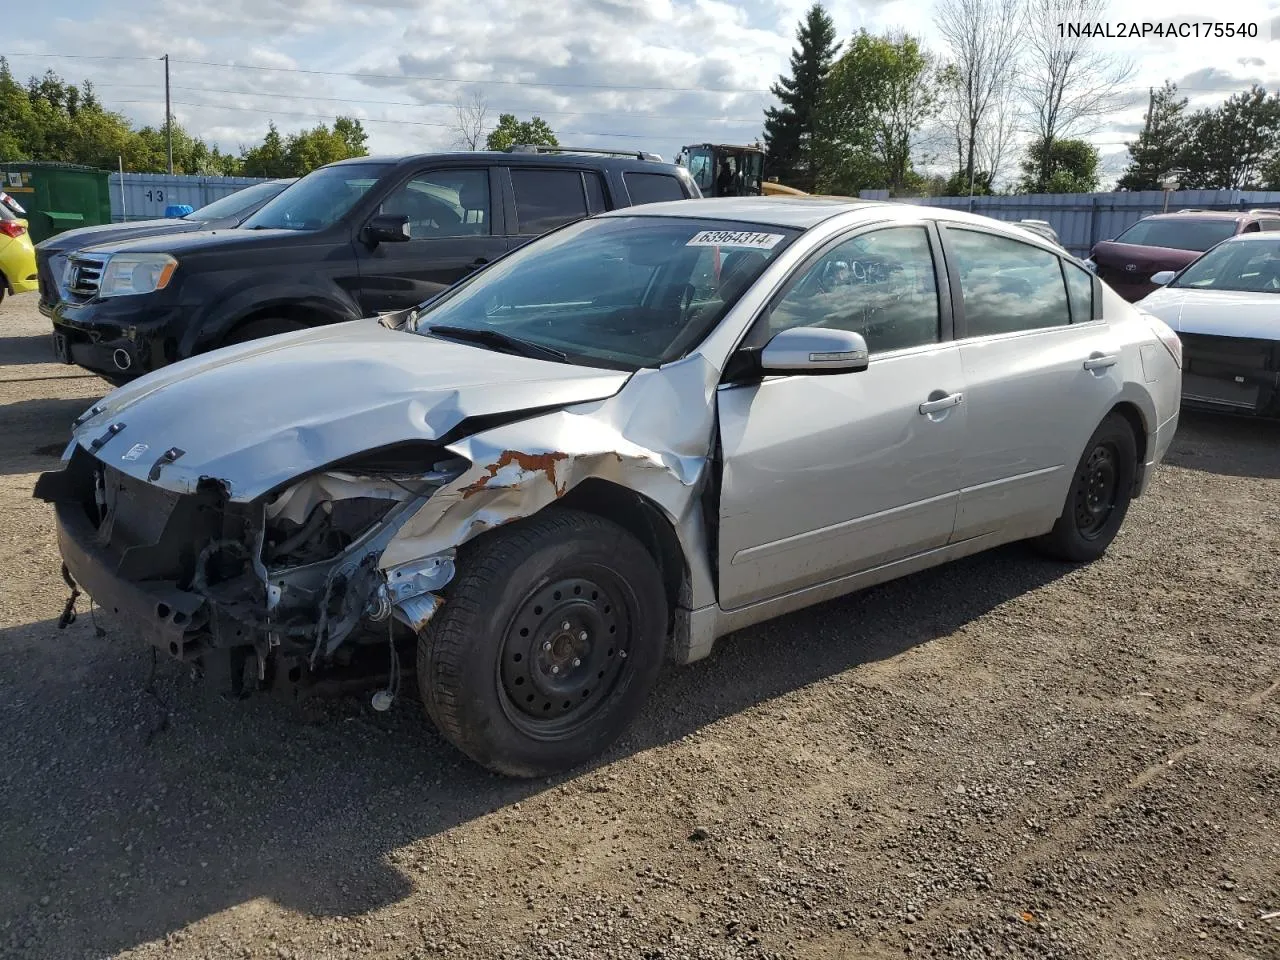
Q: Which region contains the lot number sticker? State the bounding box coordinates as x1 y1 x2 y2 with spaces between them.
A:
686 230 785 250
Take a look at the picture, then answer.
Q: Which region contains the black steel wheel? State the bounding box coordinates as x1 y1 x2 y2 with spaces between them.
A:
1073 442 1120 539
418 508 667 778
498 575 632 739
1036 413 1138 563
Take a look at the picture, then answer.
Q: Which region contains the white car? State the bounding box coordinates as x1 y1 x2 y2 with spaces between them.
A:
1139 233 1280 417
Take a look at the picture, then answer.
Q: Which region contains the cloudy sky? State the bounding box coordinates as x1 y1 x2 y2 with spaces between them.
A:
6 0 1280 187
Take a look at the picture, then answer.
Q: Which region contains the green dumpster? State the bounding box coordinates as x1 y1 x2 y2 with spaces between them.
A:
0 162 112 244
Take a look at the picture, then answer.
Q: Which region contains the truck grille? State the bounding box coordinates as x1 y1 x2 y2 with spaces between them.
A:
65 255 106 299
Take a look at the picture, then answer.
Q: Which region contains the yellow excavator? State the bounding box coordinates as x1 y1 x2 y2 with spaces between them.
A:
676 143 808 198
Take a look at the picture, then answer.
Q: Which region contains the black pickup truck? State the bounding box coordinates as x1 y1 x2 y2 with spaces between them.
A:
46 149 701 383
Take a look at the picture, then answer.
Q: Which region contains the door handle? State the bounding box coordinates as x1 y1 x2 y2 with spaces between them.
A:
918 392 964 415
1083 354 1118 371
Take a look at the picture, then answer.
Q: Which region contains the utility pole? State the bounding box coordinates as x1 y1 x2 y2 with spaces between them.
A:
163 54 173 175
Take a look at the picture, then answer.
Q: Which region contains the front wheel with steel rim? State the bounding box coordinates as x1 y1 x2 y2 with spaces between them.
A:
1035 413 1138 563
417 508 668 778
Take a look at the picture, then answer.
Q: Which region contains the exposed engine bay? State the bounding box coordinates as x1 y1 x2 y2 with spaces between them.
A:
34 442 470 699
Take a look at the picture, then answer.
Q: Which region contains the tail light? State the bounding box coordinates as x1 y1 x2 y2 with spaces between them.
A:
0 220 26 239
1141 311 1182 368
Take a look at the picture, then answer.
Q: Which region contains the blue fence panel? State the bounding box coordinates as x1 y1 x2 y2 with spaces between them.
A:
857 189 1280 257
108 173 271 222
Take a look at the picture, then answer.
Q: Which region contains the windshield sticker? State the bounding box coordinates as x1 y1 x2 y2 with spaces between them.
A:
686 230 785 250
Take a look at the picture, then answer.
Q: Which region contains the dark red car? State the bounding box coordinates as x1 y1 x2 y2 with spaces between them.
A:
1086 209 1280 302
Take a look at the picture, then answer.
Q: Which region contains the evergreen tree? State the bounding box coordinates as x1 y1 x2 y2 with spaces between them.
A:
762 3 840 192
1116 82 1188 191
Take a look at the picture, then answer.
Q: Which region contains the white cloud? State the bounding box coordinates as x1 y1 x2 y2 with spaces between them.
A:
8 0 1280 188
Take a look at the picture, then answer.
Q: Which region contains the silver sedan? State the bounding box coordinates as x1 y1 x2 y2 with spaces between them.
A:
38 198 1184 776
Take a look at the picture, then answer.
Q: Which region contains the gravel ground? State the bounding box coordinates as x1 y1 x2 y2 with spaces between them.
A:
0 291 1277 960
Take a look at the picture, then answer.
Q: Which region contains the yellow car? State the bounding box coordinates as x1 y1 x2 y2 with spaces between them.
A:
0 207 38 305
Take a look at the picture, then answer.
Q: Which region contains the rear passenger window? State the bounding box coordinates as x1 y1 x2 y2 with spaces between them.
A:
511 169 588 234
1063 261 1094 323
624 172 687 206
948 228 1071 336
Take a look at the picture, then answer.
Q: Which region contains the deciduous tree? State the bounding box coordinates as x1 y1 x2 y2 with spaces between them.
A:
485 114 558 151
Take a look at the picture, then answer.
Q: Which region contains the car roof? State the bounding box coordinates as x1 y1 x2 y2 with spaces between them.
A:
598 196 886 228
1219 231 1280 244
598 197 1076 240
1137 210 1246 222
326 151 687 172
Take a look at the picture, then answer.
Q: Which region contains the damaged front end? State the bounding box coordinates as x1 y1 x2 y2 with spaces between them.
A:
34 442 468 698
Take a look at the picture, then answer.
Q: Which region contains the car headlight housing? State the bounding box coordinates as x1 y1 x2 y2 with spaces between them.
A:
98 254 178 298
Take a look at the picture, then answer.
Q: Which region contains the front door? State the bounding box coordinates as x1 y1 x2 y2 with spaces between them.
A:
716 224 967 610
939 224 1125 540
354 167 507 314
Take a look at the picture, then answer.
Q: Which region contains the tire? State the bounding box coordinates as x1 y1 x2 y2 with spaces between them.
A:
223 316 307 346
418 508 668 778
1034 413 1138 563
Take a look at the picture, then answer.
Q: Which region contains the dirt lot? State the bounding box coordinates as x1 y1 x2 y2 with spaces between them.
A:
0 290 1276 960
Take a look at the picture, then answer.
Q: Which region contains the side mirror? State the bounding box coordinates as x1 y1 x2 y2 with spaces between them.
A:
759 326 869 375
1150 270 1176 286
366 214 411 244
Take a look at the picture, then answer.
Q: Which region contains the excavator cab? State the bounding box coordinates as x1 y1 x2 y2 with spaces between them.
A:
677 144 766 198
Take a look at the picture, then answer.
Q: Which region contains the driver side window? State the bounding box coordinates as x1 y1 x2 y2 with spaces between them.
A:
379 169 490 239
763 226 941 353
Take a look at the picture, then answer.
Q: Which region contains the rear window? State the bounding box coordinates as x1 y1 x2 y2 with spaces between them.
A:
624 172 687 206
1113 218 1239 252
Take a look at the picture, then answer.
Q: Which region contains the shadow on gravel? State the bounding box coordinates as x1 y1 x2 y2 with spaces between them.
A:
0 397 102 477
0 542 1070 958
0 333 55 366
1166 410 1280 481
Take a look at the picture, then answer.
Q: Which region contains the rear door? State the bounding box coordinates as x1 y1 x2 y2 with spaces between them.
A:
503 167 603 251
939 223 1123 541
352 166 506 314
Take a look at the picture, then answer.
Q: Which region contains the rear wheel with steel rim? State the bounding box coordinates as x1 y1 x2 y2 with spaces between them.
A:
418 509 667 777
1036 413 1138 563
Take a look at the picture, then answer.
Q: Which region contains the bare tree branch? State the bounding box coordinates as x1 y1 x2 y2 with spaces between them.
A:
980 94 1018 188
451 90 489 150
934 0 1024 189
1020 0 1134 186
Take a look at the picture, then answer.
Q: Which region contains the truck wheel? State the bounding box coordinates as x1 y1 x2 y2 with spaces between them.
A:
224 316 307 345
417 508 668 778
1034 413 1137 563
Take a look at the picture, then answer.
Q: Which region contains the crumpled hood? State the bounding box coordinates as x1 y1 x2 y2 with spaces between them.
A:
71 319 631 500
1137 286 1280 341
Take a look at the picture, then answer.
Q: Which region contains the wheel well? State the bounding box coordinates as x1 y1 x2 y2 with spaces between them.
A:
221 304 334 345
1109 401 1149 494
556 479 689 633
1109 401 1148 464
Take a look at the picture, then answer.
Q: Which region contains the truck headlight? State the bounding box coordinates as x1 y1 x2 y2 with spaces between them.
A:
98 254 178 298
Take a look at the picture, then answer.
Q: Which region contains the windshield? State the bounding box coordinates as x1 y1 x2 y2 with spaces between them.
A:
240 163 390 231
1114 218 1238 252
1172 239 1280 293
413 216 800 370
684 148 714 193
185 180 292 223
